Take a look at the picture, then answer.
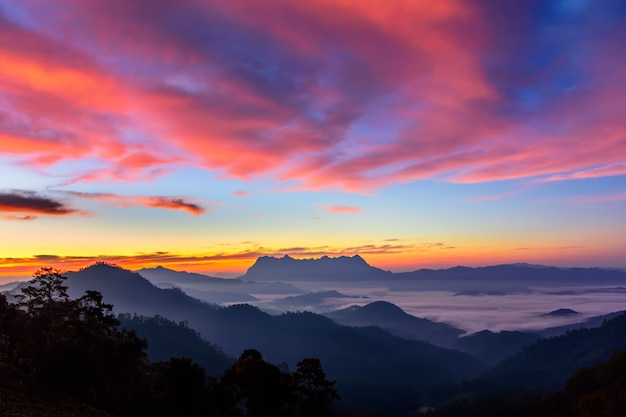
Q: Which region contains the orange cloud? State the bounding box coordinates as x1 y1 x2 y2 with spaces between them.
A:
321 205 362 214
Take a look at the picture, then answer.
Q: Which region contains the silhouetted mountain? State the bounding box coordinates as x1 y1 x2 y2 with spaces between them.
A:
541 308 580 317
241 254 392 281
118 314 234 375
397 264 626 286
273 290 364 309
538 311 625 338
325 301 463 348
137 266 235 284
483 311 626 390
63 263 219 322
139 265 305 295
454 330 541 366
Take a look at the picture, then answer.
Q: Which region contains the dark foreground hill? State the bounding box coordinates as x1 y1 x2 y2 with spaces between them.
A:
59 263 485 416
429 346 626 417
483 311 626 390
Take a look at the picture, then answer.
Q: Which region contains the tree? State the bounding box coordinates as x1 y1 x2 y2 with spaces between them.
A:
16 267 70 314
220 349 290 417
0 293 25 364
15 267 73 376
292 358 340 417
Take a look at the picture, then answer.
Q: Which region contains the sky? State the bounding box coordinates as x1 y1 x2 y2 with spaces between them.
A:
1 0 625 279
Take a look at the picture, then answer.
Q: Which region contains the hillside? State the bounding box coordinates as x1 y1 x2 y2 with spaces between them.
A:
54 264 485 415
483 311 626 389
325 301 463 348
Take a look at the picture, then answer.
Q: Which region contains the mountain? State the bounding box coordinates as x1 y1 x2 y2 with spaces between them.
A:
63 263 219 321
541 308 580 317
56 263 485 415
137 266 235 284
538 310 625 338
273 290 364 309
397 264 626 286
454 330 541 366
325 301 463 348
483 311 626 390
118 314 234 375
138 266 305 295
241 254 392 281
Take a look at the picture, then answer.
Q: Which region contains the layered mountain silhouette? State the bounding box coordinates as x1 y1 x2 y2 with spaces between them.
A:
52 263 485 415
138 266 304 294
325 301 463 348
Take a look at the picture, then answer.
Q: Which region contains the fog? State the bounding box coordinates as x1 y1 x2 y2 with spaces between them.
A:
231 282 626 335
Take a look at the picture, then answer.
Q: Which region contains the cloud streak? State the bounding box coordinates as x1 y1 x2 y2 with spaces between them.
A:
66 191 208 215
0 190 80 218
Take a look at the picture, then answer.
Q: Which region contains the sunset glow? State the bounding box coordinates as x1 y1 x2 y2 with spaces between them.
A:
1 0 625 280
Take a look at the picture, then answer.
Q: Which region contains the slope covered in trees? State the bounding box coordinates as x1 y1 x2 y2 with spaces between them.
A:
0 268 341 417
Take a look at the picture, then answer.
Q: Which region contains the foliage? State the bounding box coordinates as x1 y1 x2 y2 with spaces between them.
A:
0 267 341 417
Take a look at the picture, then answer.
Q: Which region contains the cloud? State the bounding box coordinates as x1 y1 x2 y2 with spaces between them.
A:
0 241 443 278
0 1 625 192
321 205 361 214
466 189 525 202
66 191 208 215
0 190 80 217
139 196 205 215
573 192 626 204
514 245 585 251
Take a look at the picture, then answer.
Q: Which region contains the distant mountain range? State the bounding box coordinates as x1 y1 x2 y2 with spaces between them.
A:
239 255 626 289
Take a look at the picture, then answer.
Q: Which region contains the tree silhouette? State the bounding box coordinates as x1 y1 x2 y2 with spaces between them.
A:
149 357 211 417
221 349 290 417
15 267 72 376
292 358 340 417
0 293 25 364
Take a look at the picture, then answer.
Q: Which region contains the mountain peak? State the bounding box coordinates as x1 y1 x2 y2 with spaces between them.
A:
243 254 390 282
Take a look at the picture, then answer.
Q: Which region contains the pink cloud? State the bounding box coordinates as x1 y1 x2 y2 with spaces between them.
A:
66 191 208 215
0 0 624 192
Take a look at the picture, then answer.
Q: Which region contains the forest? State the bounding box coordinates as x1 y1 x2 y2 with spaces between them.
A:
0 268 339 417
1 267 626 417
